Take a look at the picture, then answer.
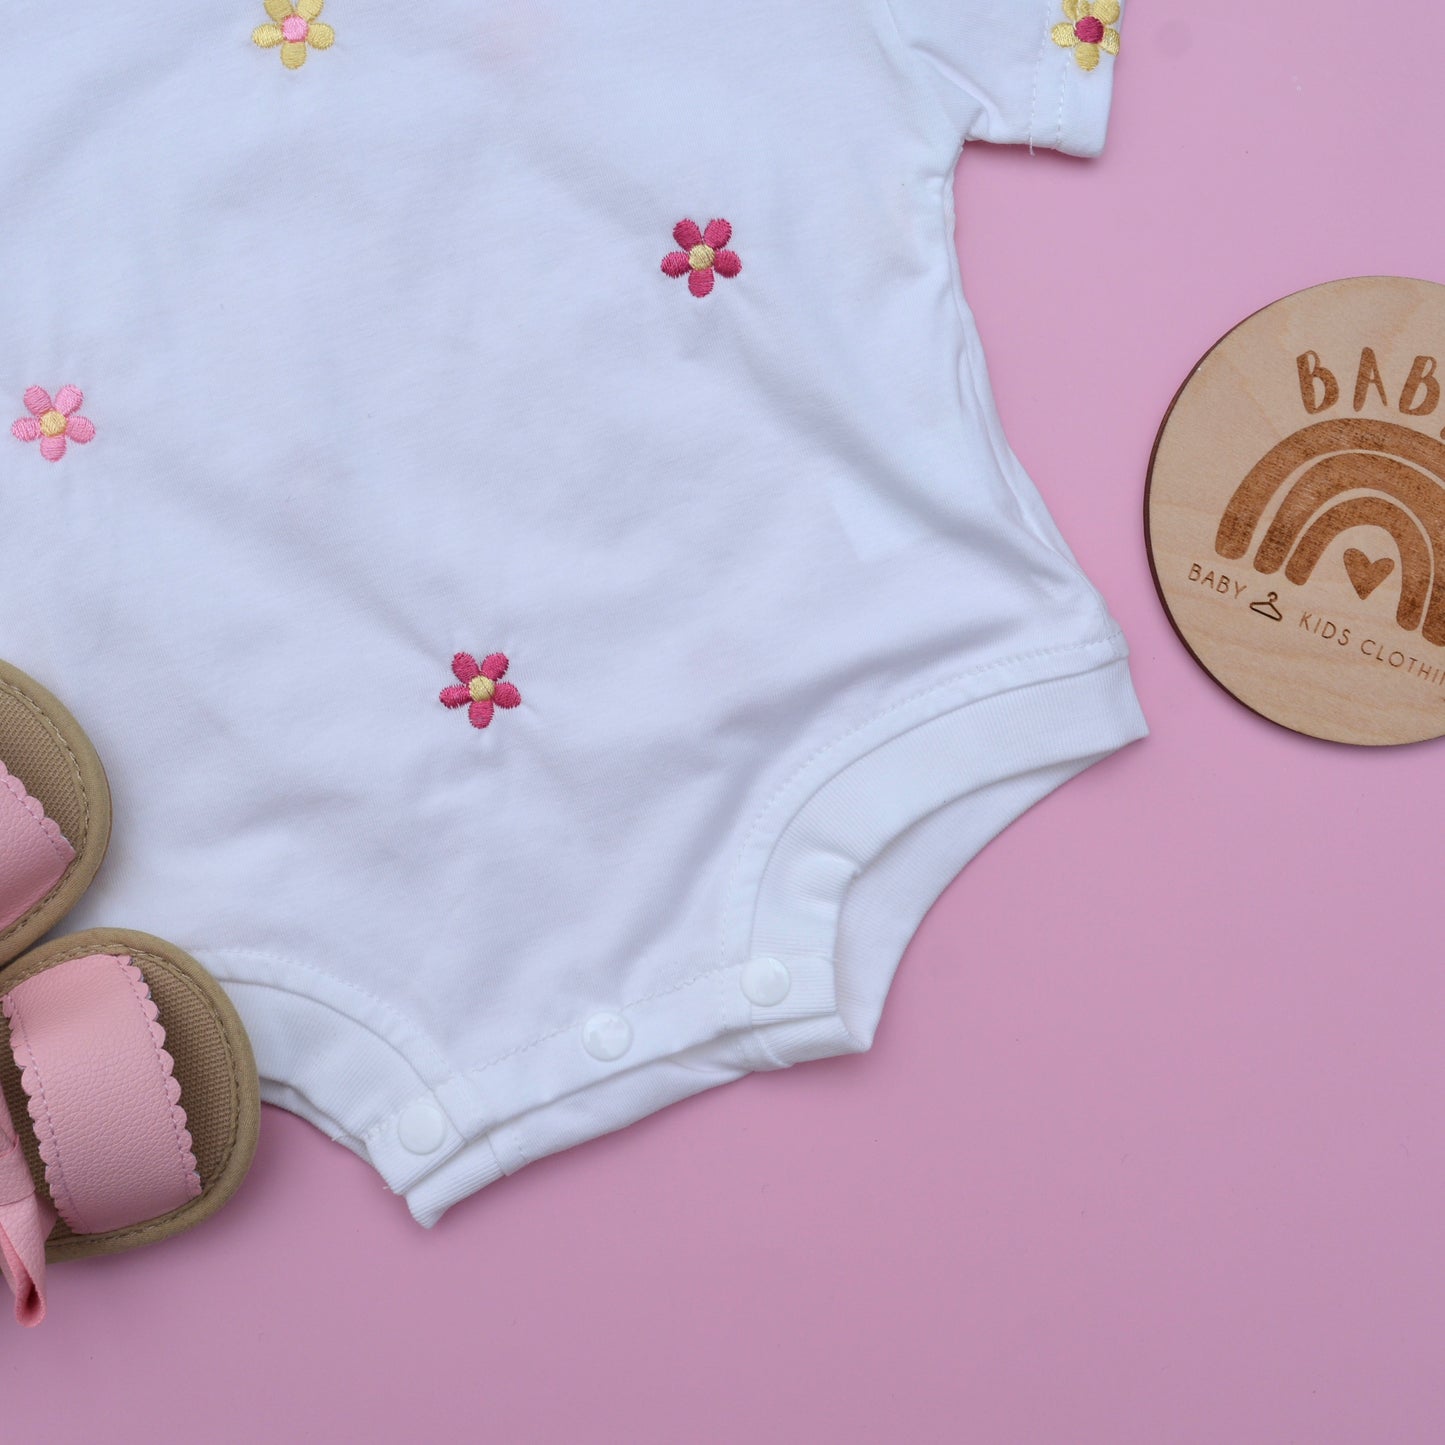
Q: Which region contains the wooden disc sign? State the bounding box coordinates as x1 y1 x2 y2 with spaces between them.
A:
1147 276 1445 746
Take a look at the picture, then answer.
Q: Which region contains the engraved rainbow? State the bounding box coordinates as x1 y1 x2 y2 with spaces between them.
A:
1215 419 1445 646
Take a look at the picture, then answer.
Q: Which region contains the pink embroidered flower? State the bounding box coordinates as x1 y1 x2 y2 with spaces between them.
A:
11 386 96 463
1051 0 1120 71
661 219 742 299
441 653 522 730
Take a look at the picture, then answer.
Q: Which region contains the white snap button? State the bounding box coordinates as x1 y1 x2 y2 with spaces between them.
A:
582 1011 633 1062
741 955 792 1007
397 1100 448 1155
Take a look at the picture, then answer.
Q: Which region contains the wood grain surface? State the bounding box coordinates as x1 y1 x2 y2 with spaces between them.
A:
1146 276 1445 746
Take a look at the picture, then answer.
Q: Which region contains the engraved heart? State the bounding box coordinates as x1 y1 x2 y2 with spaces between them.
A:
1343 548 1395 600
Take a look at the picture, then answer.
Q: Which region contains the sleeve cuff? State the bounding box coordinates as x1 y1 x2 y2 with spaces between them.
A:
1029 7 1122 158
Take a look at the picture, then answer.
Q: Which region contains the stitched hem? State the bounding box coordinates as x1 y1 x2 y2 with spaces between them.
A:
217 639 1145 1225
405 647 1145 1224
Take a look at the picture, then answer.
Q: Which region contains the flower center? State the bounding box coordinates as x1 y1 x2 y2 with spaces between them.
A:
39 410 67 438
688 244 717 272
1073 15 1105 43
468 676 496 704
281 14 310 42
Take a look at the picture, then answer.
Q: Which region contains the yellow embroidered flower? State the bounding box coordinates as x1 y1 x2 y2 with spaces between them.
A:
1051 0 1121 72
252 0 335 70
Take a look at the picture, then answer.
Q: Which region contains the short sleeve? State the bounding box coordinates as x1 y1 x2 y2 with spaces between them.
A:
887 0 1124 157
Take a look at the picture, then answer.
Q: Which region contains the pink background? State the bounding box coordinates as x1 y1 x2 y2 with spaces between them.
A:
5 4 1444 1440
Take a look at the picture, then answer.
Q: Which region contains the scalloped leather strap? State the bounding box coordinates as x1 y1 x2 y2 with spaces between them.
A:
3 954 201 1243
0 762 74 934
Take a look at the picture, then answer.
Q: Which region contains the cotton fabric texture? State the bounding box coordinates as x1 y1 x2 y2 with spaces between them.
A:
0 0 1143 1223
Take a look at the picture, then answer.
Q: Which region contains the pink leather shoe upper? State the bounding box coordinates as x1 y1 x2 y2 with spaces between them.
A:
3 954 201 1248
0 762 74 934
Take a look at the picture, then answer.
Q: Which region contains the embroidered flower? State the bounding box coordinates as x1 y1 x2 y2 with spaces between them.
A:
1051 0 1121 71
661 220 742 299
253 0 335 69
10 387 96 463
441 653 522 730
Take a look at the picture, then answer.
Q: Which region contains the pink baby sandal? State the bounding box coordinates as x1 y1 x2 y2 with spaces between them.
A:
0 659 259 1326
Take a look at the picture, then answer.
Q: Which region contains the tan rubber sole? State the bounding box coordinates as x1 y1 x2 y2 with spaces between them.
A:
0 658 113 969
0 930 261 1260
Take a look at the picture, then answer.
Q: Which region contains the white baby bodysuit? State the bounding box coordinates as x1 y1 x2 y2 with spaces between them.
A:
1 0 1143 1222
